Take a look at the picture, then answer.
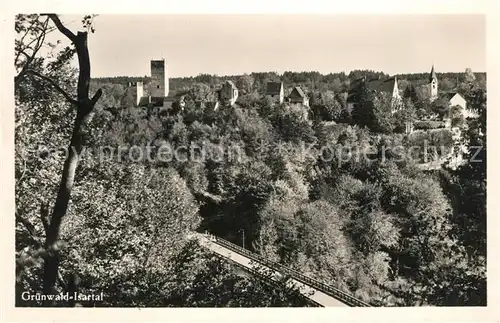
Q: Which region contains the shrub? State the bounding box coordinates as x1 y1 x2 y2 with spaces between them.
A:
413 120 447 130
407 129 454 162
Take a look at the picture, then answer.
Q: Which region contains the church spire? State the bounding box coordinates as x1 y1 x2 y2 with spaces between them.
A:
429 65 437 83
429 64 438 101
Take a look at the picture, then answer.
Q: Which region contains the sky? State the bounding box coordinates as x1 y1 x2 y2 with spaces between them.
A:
58 14 486 78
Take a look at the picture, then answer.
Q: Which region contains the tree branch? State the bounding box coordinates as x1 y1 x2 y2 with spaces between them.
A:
41 14 76 42
18 49 31 60
39 13 102 302
15 214 43 246
91 88 103 105
15 18 49 82
18 18 38 46
14 17 41 65
26 70 78 105
15 213 68 290
20 25 57 55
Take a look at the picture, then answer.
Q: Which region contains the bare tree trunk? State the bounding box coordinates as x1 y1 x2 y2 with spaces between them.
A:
39 15 102 305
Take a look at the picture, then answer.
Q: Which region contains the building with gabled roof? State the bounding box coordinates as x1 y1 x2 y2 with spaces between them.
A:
429 66 477 119
288 86 309 107
217 80 239 106
442 91 465 106
346 75 402 113
443 91 478 119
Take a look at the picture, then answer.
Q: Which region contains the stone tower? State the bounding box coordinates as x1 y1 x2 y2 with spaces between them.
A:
149 59 168 97
429 65 438 101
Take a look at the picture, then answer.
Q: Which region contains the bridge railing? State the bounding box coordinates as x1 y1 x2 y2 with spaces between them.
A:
201 233 321 307
204 233 370 307
240 264 323 307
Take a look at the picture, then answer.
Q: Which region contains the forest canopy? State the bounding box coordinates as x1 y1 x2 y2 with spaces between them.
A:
15 14 486 308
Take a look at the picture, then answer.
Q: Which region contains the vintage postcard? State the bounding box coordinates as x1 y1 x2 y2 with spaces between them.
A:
1 1 498 322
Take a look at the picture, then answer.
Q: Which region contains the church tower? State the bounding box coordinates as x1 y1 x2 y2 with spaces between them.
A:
149 59 169 97
429 65 438 101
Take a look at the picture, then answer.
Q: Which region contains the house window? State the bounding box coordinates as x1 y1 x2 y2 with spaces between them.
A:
157 85 160 89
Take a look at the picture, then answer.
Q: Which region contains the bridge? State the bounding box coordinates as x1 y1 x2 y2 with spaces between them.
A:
190 233 371 307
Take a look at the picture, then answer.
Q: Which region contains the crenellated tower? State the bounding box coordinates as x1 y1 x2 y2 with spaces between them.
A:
149 59 169 97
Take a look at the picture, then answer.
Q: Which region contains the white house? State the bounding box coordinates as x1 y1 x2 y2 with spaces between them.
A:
288 86 309 107
217 80 239 106
444 92 478 119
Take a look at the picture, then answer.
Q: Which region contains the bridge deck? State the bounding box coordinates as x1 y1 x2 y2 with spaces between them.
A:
197 235 348 307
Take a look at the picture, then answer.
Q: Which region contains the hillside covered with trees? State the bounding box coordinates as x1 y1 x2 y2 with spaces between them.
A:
15 14 486 307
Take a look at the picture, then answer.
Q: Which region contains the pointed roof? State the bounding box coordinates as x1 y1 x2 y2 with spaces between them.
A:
443 91 465 102
346 76 397 103
289 86 307 99
266 82 283 95
429 65 438 82
224 80 237 90
367 77 397 93
348 76 367 92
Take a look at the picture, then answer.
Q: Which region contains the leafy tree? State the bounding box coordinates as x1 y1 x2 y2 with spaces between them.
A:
236 73 255 95
431 97 450 119
350 82 375 128
402 84 419 103
405 129 453 162
438 78 456 92
294 201 354 287
309 90 343 121
329 77 342 92
15 13 103 305
270 104 316 143
185 82 213 102
161 241 313 307
120 87 137 107
233 108 273 157
351 86 394 134
464 68 476 83
392 99 417 133
450 105 465 128
415 84 432 104
51 164 200 305
371 94 396 134
442 88 486 258
348 70 388 82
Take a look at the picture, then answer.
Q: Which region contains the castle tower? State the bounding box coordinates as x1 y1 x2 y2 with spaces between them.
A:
429 65 438 101
150 59 169 97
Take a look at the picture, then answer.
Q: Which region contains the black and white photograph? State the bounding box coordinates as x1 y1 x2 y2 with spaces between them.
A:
6 3 492 317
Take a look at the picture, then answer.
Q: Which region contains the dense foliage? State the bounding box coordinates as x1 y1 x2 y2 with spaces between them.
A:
15 14 486 307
